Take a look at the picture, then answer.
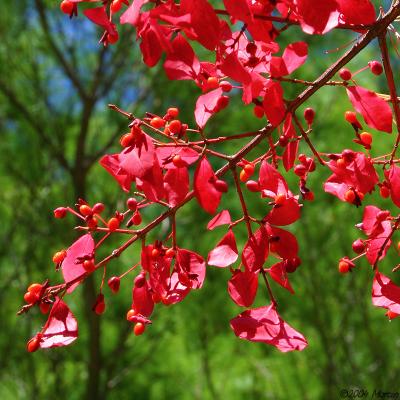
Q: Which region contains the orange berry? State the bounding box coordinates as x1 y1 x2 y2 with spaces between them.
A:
133 322 146 336
344 189 355 203
167 107 179 118
107 32 119 44
165 248 175 258
244 164 255 176
120 133 134 147
172 154 187 168
206 77 219 90
79 205 92 216
28 283 43 295
52 250 67 264
126 308 137 321
83 259 95 273
150 117 166 129
338 261 350 274
24 291 39 304
110 0 122 13
108 217 120 231
239 169 250 182
151 248 160 259
359 132 372 145
60 0 74 15
168 120 182 135
27 337 41 353
386 310 399 320
336 158 346 168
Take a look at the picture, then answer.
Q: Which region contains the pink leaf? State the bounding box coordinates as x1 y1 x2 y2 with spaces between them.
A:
259 161 288 198
366 221 391 265
156 146 199 169
208 229 238 268
195 88 223 128
120 0 149 26
228 270 258 307
372 272 400 314
176 248 206 289
347 86 392 133
230 304 308 352
270 42 308 77
207 210 232 230
40 298 78 348
61 234 95 293
194 157 222 214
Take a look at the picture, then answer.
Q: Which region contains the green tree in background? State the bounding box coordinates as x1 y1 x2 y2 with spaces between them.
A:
1 1 400 399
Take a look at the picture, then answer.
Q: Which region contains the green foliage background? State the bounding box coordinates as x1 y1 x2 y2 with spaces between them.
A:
1 1 399 399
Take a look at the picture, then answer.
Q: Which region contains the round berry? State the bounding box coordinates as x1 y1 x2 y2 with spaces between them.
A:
150 117 166 129
79 205 92 216
215 96 229 111
246 180 260 192
52 250 67 264
107 276 121 294
165 248 175 258
92 203 105 214
87 216 98 229
168 120 182 135
239 170 250 182
294 164 307 177
244 164 255 176
368 60 383 76
303 191 315 201
359 131 372 146
28 283 43 295
151 248 160 259
110 0 122 13
167 107 179 118
339 68 352 81
172 154 187 168
126 308 137 321
94 300 106 315
60 0 74 15
206 77 219 90
133 322 146 336
246 42 257 55
380 185 390 198
127 197 138 211
219 81 232 92
352 239 365 254
274 193 286 206
304 107 315 125
253 105 264 119
336 158 346 168
107 217 120 231
134 273 146 288
120 133 134 147
344 111 358 124
54 207 67 219
214 179 228 193
278 135 288 147
24 291 39 304
107 32 119 44
338 261 350 274
131 211 142 225
344 189 356 203
83 259 95 273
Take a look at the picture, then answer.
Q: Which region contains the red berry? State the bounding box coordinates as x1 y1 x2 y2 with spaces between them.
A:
92 203 105 214
131 211 142 225
94 300 106 315
294 164 307 177
246 42 257 54
133 322 146 336
134 273 146 288
151 248 160 259
344 111 361 128
352 239 365 254
338 261 350 274
359 131 372 146
278 135 288 147
60 0 74 15
127 197 138 211
214 179 228 193
40 302 50 314
368 60 383 76
220 81 232 92
165 248 175 258
108 217 120 231
27 337 41 353
52 250 67 264
54 207 67 219
172 154 187 168
304 107 315 125
83 259 95 273
253 105 264 118
120 133 134 147
126 308 137 321
380 185 390 198
206 77 219 90
344 189 356 204
244 164 255 176
167 107 179 118
274 193 286 206
79 205 92 216
339 68 352 81
110 0 122 13
87 216 98 229
28 283 43 295
336 158 346 168
239 170 250 182
150 117 166 129
246 180 260 192
215 95 229 111
107 276 121 294
107 32 119 45
168 120 182 135
285 257 301 273
303 191 314 201
24 291 39 304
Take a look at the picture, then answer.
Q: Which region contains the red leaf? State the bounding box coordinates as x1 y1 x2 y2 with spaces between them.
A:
270 42 308 77
337 0 376 25
84 6 117 35
176 248 206 289
61 234 95 293
265 225 299 259
259 161 289 198
164 167 189 207
242 226 269 272
120 0 148 26
164 34 201 81
133 280 154 317
264 196 301 226
100 154 132 192
194 157 222 214
156 146 199 169
262 81 286 127
267 262 294 294
195 88 223 128
223 0 253 24
296 0 339 34
372 272 400 314
228 270 258 307
385 165 400 208
282 140 299 171
230 304 308 352
40 298 78 348
208 229 238 268
207 210 232 230
219 52 251 84
346 86 392 133
360 205 386 237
